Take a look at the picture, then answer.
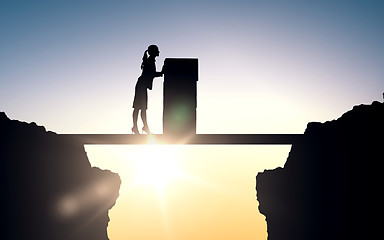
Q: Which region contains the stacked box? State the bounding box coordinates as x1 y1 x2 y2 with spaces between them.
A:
162 58 198 136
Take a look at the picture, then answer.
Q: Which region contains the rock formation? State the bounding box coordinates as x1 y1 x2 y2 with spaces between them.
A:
0 112 121 240
257 101 383 240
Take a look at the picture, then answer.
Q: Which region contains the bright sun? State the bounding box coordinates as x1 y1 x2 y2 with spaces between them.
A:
130 144 185 193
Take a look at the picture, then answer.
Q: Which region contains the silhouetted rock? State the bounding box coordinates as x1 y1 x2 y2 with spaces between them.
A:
256 101 383 240
0 112 121 240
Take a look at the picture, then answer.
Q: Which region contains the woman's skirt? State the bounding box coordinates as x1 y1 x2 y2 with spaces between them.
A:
132 80 148 110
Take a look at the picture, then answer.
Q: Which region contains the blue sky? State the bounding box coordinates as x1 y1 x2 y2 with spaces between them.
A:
1 0 383 133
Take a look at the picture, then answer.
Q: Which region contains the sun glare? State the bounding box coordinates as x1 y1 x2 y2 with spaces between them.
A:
129 144 185 193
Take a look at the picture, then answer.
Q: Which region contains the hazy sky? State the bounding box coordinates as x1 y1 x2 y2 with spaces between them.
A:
1 0 383 133
1 1 384 240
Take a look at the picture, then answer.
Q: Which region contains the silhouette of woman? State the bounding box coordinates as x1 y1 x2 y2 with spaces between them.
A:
132 45 163 134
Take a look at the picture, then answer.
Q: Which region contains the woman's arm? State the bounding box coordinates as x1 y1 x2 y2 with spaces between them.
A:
154 71 163 77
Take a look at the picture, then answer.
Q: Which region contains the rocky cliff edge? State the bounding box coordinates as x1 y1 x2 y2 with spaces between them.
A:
256 101 383 240
0 112 121 240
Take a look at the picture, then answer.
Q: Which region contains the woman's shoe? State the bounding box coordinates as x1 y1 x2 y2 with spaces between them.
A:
131 126 140 135
142 126 151 134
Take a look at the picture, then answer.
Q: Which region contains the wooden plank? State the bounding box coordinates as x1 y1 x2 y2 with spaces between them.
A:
60 134 303 145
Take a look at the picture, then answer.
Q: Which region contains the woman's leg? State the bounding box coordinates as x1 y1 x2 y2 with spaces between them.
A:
141 109 151 133
141 109 148 127
132 108 140 133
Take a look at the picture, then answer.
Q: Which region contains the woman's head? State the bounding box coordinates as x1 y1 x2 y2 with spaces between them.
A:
147 45 160 57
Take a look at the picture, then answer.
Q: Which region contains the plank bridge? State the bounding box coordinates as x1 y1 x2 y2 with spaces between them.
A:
60 134 303 145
